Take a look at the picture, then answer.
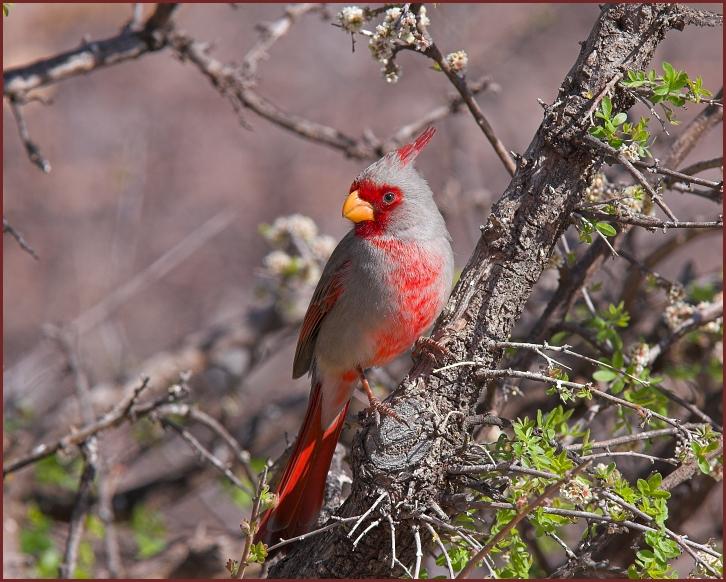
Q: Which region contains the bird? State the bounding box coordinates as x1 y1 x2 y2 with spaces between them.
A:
255 127 454 547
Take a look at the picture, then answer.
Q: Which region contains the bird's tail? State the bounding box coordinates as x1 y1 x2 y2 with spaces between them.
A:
255 378 350 547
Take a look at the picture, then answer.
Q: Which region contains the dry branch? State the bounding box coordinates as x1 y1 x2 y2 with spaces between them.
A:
3 4 178 97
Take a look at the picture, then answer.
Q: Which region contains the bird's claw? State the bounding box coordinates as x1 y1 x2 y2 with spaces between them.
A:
356 365 409 427
366 395 409 427
413 336 455 367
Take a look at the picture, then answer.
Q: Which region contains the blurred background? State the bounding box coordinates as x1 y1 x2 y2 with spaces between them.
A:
3 3 722 578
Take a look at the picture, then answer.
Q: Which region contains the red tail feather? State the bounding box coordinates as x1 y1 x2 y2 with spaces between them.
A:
255 381 349 547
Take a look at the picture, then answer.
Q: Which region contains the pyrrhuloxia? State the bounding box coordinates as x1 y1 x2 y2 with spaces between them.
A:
256 127 454 546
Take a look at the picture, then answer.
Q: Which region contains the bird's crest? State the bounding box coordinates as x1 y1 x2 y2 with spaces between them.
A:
396 127 436 166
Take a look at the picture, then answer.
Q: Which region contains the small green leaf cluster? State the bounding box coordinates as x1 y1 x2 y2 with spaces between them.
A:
622 62 713 109
588 301 630 351
20 503 61 578
688 425 722 476
505 408 577 476
589 96 651 156
587 303 671 428
248 541 268 564
628 530 680 578
34 455 82 491
577 216 617 244
131 504 167 559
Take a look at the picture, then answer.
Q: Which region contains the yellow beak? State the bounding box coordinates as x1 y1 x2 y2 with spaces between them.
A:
342 190 374 223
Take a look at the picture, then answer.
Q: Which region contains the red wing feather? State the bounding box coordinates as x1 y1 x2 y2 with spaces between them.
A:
292 260 350 378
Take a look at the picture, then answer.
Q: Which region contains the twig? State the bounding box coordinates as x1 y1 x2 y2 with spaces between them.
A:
662 88 723 168
58 439 98 578
169 31 372 159
265 515 360 553
352 519 381 549
8 96 51 172
583 71 625 124
424 522 454 579
449 461 567 480
49 327 108 578
97 466 124 578
3 4 179 96
3 217 39 260
434 365 682 429
661 443 723 491
412 525 423 579
234 466 268 579
382 77 496 151
157 402 256 485
565 424 708 451
387 513 397 570
634 158 723 189
584 134 678 222
490 339 648 388
456 462 591 579
676 156 723 178
241 4 323 80
159 416 253 494
456 498 707 542
580 450 677 464
3 376 153 475
348 491 387 538
648 298 724 365
420 44 515 176
577 208 722 231
599 490 721 572
669 181 723 203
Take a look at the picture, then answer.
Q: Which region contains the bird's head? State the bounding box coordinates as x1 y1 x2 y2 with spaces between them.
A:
342 127 445 239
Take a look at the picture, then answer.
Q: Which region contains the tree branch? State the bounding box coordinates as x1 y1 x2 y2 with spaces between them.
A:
3 4 179 97
270 5 698 577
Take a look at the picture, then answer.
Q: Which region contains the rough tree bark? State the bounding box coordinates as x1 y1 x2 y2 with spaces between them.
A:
270 4 717 578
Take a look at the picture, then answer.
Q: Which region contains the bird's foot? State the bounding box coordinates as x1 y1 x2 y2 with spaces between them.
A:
357 367 408 427
413 336 455 368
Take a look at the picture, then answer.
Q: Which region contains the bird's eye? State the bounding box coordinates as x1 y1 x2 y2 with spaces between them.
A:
382 192 396 204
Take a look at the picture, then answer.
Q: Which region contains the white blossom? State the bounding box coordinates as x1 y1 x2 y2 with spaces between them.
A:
385 69 400 84
619 142 641 162
446 50 469 74
628 341 650 375
310 235 336 260
560 478 593 504
418 5 430 26
338 6 365 33
584 173 607 202
384 7 401 22
263 250 293 275
283 213 318 241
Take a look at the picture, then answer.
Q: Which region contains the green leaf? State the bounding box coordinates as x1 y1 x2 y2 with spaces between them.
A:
593 369 617 382
612 112 627 126
601 95 612 119
248 541 268 564
595 221 617 237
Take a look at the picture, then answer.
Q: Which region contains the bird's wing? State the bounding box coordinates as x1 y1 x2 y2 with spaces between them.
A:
292 250 352 379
